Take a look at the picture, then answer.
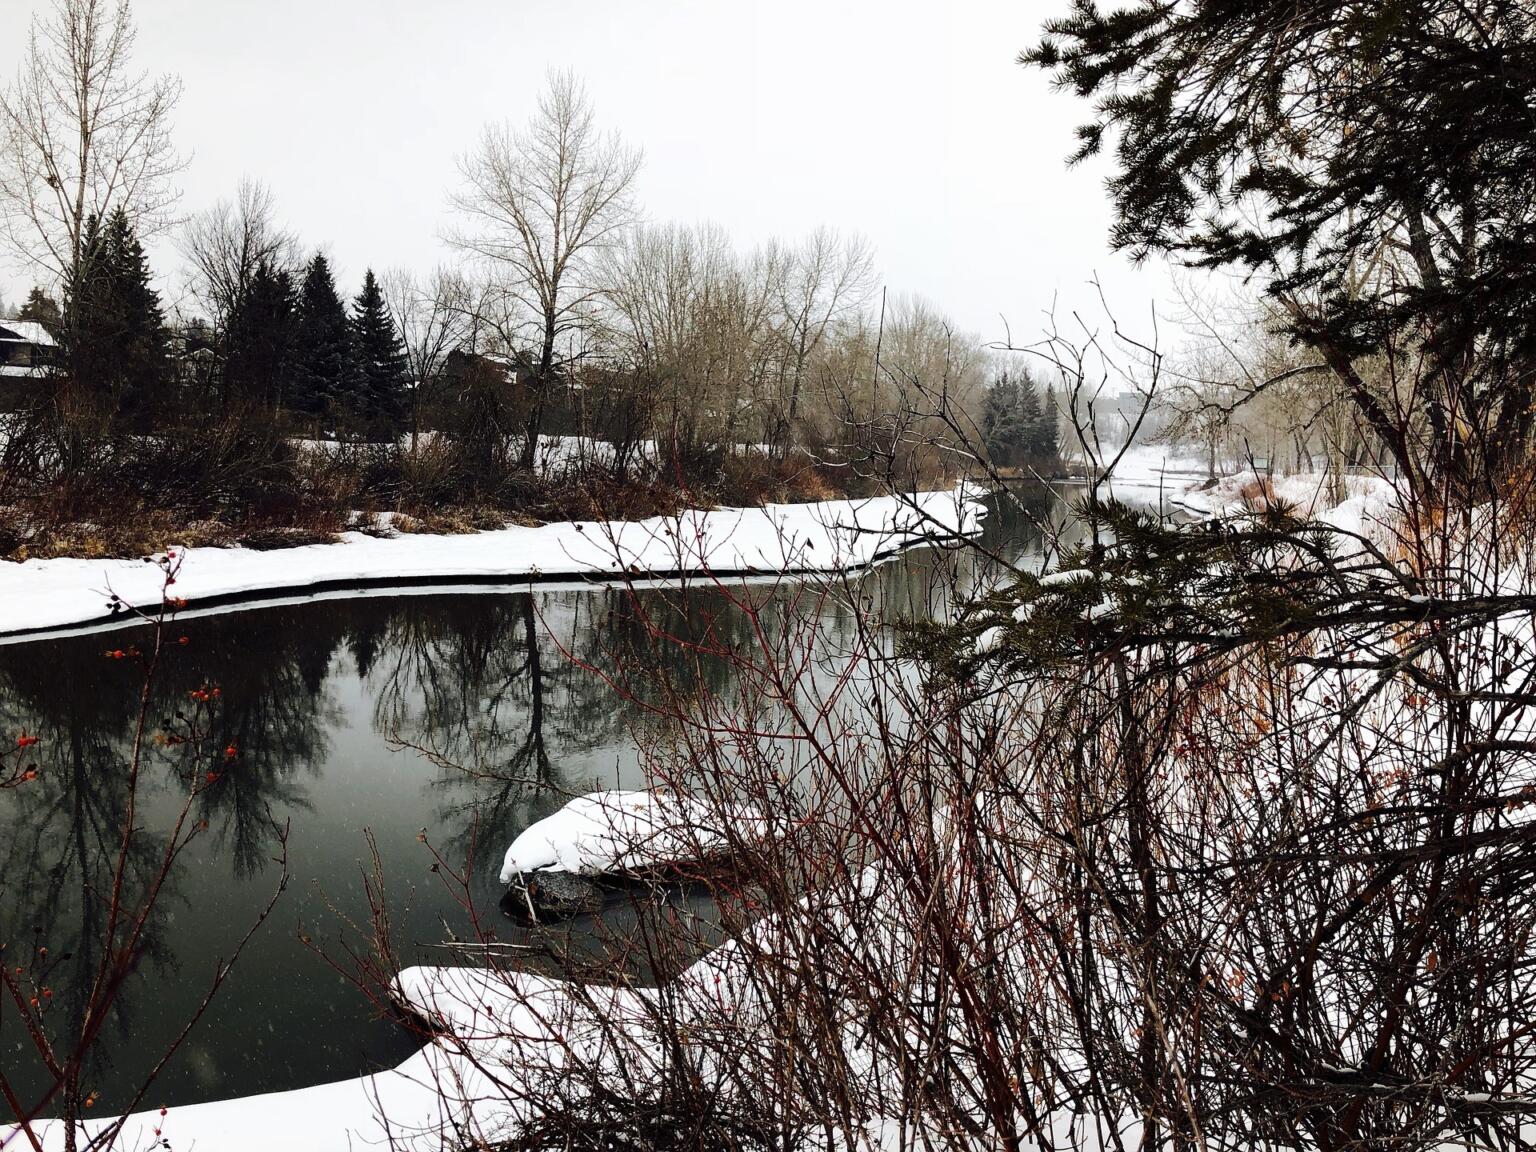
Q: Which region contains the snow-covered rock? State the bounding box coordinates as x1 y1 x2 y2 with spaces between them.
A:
498 790 758 885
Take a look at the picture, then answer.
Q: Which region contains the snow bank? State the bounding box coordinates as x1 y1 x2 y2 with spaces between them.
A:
498 789 760 883
0 488 982 641
7 1041 486 1152
1088 444 1216 495
6 947 742 1151
1173 469 1399 538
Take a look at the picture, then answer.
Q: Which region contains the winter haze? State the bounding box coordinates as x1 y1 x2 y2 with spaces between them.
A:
0 0 1168 339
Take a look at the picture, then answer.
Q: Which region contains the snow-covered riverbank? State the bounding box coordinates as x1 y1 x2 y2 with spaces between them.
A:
6 963 700 1152
0 488 982 641
11 789 771 1152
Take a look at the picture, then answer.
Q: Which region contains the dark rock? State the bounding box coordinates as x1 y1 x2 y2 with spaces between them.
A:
502 870 606 922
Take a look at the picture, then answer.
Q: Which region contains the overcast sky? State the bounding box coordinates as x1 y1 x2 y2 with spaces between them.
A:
2 0 1176 348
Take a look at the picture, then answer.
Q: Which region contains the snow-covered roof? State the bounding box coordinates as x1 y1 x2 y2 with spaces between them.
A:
0 364 51 378
0 321 56 347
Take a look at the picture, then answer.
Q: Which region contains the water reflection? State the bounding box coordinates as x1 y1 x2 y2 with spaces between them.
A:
0 485 1069 1114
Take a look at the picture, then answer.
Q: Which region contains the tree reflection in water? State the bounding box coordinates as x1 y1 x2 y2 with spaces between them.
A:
0 607 340 1118
0 587 700 1111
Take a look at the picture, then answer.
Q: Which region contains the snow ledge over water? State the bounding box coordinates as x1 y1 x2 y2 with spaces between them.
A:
0 488 983 641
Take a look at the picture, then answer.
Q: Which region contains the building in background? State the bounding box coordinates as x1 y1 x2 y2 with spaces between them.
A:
0 320 57 380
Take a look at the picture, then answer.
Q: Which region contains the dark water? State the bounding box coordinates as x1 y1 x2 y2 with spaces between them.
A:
0 486 1081 1114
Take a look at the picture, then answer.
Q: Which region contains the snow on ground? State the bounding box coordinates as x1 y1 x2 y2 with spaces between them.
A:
1085 444 1217 496
0 488 982 640
1071 440 1398 537
8 947 735 1150
1173 469 1399 538
291 434 776 478
7 996 525 1151
1068 444 1400 537
498 789 763 882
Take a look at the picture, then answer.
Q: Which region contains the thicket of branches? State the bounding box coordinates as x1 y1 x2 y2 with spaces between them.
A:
342 315 1536 1151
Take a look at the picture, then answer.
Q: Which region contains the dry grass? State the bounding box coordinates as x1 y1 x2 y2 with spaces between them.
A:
394 507 534 535
0 500 348 562
0 412 869 562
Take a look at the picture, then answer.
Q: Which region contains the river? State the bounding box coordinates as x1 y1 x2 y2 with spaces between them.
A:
0 484 1093 1114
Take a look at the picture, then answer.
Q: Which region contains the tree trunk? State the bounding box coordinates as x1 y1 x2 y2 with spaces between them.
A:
519 317 558 473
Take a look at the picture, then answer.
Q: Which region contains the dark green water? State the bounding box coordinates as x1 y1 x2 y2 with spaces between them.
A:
0 486 1081 1114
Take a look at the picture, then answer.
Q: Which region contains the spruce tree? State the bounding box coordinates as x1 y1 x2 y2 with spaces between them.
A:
348 269 408 435
225 260 297 411
64 208 167 417
17 287 62 333
982 372 1024 468
983 369 1061 473
1016 373 1045 467
1036 382 1061 469
1026 1 1536 490
290 254 354 423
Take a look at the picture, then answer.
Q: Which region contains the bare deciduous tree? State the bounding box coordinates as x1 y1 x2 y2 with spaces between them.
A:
599 222 779 455
177 178 297 331
770 228 875 447
380 265 471 454
450 70 642 470
0 0 183 288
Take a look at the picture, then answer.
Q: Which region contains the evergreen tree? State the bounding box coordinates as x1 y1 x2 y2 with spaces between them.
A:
1036 383 1061 467
983 369 1058 472
348 269 408 434
17 287 62 333
1016 374 1045 463
63 208 167 417
982 372 1025 467
225 260 298 411
290 254 354 421
1026 1 1536 490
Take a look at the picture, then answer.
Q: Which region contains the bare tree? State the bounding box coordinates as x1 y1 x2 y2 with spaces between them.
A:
0 0 183 288
450 69 642 470
770 228 876 448
380 265 471 454
599 221 779 455
177 178 298 330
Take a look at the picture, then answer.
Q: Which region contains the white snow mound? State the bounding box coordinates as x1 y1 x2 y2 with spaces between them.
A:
499 790 756 884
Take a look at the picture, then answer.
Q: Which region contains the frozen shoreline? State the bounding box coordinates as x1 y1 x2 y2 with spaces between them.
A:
0 488 983 642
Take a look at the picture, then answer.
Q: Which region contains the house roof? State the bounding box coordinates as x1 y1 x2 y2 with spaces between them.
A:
0 321 57 347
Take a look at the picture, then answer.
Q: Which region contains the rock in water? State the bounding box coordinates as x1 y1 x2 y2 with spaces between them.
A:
504 869 606 921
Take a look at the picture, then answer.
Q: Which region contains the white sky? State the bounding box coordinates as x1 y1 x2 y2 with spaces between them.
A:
2 0 1178 349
